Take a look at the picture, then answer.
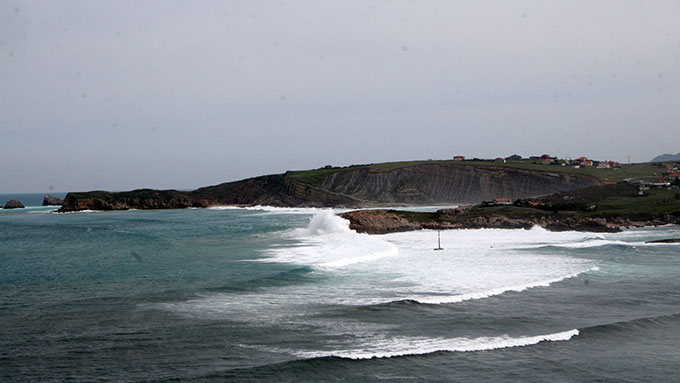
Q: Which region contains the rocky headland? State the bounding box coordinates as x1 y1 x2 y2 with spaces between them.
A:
58 162 599 212
42 195 64 206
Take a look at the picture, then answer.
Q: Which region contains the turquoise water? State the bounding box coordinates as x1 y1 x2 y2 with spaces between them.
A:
1 204 679 382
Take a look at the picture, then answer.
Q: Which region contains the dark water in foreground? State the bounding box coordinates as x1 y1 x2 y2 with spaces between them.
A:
1 204 679 382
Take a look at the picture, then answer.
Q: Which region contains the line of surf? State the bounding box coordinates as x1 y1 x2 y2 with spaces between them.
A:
292 329 579 360
395 266 599 305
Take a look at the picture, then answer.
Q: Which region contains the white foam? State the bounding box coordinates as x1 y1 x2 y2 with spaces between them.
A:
403 268 598 305
56 209 103 214
292 329 579 359
549 239 638 248
303 210 352 235
255 217 600 306
208 205 326 215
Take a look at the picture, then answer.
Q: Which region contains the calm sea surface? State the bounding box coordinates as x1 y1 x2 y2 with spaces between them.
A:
1 200 679 382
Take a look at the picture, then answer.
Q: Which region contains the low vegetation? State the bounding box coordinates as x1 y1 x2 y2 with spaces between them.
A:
287 159 678 187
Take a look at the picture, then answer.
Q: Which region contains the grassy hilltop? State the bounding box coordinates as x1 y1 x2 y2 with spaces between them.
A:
288 159 668 187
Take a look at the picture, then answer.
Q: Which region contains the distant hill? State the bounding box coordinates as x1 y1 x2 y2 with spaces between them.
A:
651 153 680 162
58 159 667 212
60 160 603 211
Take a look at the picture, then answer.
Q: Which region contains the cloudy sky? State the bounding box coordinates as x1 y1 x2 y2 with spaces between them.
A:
1 1 679 193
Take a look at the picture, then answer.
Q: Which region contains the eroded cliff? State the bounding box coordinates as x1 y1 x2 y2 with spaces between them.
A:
314 163 599 204
59 162 600 211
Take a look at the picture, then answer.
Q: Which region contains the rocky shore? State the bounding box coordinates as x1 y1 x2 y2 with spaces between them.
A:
340 207 679 234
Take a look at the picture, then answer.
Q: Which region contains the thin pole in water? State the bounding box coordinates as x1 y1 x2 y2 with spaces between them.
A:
434 230 443 251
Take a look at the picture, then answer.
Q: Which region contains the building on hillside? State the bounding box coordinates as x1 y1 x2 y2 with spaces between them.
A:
495 157 506 163
530 154 555 164
453 155 465 161
506 154 522 161
494 198 512 205
652 179 671 188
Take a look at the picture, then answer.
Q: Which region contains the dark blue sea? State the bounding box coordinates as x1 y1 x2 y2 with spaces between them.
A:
1 199 679 382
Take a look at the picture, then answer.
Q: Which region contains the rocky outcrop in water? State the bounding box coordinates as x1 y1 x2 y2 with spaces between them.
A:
42 195 64 206
646 238 680 243
3 200 25 209
341 208 631 234
59 189 207 212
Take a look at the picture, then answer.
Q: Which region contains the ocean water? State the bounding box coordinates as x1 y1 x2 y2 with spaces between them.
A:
1 203 679 382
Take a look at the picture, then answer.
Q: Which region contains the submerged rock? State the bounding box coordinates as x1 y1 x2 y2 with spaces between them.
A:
3 200 25 209
646 238 680 244
42 195 64 206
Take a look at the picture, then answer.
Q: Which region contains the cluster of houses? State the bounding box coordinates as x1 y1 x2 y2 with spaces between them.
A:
452 154 620 169
630 165 680 190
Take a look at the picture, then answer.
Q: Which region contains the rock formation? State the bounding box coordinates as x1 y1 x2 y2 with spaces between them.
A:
3 200 25 209
58 163 599 212
340 208 626 234
316 163 598 204
646 238 680 244
42 195 64 206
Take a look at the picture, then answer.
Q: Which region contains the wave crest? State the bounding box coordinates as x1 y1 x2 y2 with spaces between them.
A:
293 329 579 359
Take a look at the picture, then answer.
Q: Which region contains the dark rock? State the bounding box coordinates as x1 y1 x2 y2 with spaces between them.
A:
341 207 624 234
646 238 680 244
3 200 25 209
42 195 64 206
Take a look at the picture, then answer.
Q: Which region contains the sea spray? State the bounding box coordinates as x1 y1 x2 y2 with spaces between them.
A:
263 210 399 269
302 210 352 235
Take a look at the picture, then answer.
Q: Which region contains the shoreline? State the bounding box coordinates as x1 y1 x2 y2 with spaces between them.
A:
339 207 680 235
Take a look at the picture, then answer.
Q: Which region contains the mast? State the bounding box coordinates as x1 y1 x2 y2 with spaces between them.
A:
434 230 443 250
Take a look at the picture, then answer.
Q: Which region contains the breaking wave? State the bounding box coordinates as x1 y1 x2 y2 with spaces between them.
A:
289 329 579 359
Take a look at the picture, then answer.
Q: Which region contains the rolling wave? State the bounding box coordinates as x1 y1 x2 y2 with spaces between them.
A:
289 329 579 359
388 266 599 305
578 313 680 337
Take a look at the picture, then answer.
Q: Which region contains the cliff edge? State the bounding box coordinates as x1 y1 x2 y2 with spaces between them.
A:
59 161 601 212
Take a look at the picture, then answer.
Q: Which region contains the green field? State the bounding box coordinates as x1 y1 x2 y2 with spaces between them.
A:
287 159 678 186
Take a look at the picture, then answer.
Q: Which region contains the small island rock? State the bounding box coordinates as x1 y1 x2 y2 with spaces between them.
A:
646 238 680 244
42 195 64 206
3 200 25 209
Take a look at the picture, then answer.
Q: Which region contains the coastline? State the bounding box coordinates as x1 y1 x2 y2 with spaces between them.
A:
339 207 680 234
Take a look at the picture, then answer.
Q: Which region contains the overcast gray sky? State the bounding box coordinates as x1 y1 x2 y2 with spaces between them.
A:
1 1 679 193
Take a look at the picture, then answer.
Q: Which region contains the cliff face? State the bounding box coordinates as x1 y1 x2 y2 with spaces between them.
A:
59 189 203 212
59 175 363 212
318 164 599 204
190 174 362 207
59 163 600 212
